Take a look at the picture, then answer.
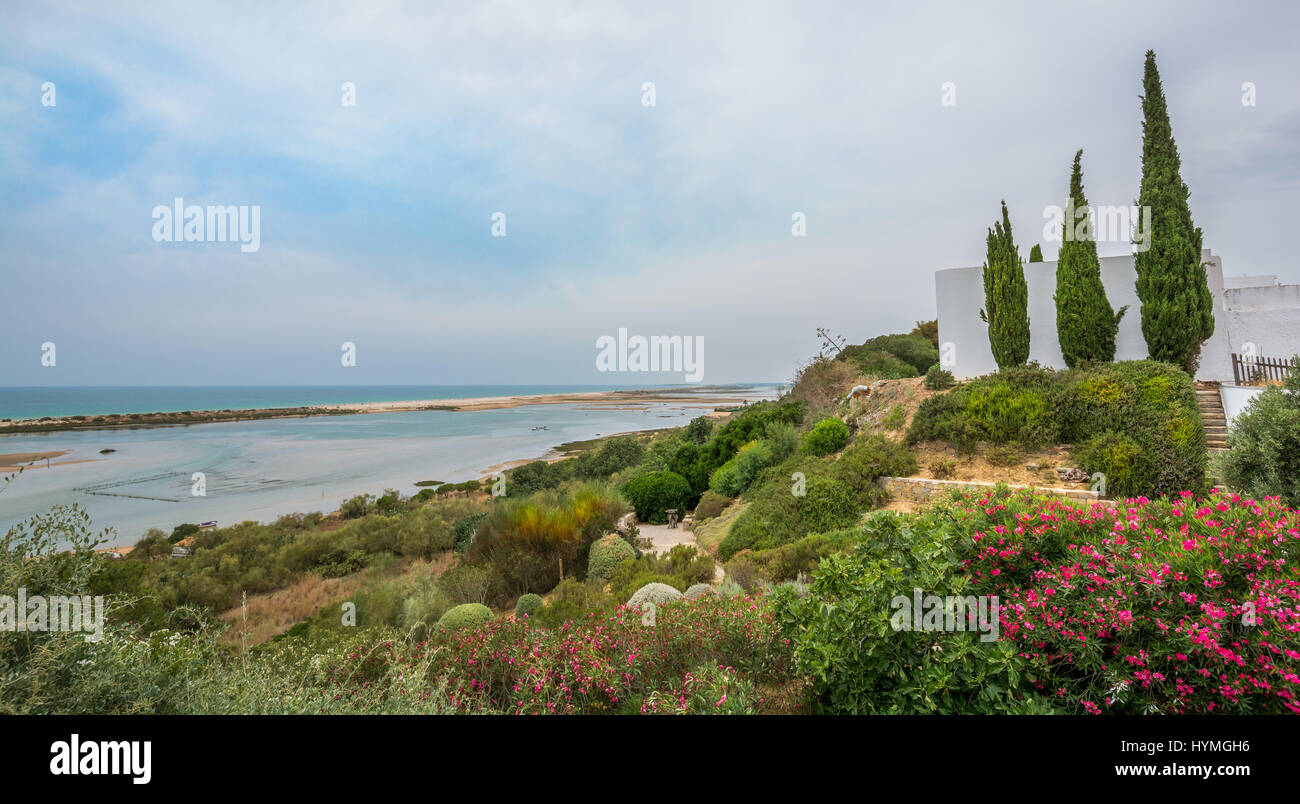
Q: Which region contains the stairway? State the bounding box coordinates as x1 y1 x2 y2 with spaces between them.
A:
1196 385 1229 492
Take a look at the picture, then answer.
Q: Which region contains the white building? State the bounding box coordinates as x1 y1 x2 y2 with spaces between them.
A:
934 249 1300 391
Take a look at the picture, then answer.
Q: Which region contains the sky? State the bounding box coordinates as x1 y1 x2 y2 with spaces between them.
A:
1 0 1298 386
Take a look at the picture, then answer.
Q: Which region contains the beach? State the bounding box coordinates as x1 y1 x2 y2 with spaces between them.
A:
0 387 754 435
0 385 779 547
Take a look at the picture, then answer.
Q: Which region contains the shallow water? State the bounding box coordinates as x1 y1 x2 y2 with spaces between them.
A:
0 386 778 547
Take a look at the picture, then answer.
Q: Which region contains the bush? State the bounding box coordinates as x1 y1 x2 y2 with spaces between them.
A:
627 582 684 609
708 459 742 497
574 435 646 479
907 360 1208 498
1216 356 1300 506
514 593 543 618
684 416 713 444
466 483 627 600
924 364 955 390
693 491 731 521
340 493 374 519
436 603 493 632
684 583 715 601
929 459 957 479
835 435 917 498
587 533 636 581
842 334 939 376
534 579 614 629
608 546 716 603
841 348 914 379
452 511 489 553
803 417 849 456
773 508 1050 714
1076 432 1141 498
621 471 692 524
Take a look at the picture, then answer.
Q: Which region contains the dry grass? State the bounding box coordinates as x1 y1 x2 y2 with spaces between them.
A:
907 441 1083 488
219 552 455 647
789 356 864 420
844 377 937 436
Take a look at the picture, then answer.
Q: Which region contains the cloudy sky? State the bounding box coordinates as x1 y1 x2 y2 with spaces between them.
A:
2 0 1297 386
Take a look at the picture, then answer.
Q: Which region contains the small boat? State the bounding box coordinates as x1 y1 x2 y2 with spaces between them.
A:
197 521 217 529
531 425 548 431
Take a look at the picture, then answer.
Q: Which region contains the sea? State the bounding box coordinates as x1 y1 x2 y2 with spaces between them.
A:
0 384 781 547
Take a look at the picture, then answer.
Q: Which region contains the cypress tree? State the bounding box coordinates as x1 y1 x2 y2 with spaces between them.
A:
1055 149 1126 366
1028 244 1043 262
980 200 1030 369
1134 50 1214 372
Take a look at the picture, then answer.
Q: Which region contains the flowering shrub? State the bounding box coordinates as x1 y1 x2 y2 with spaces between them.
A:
642 663 758 714
953 488 1300 714
321 596 791 714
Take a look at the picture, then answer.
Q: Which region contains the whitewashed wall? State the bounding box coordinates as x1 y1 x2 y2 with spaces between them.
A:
934 249 1298 384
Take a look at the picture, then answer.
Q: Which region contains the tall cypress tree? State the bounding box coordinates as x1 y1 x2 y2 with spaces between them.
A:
980 200 1030 369
1028 244 1044 262
1134 50 1214 373
1055 149 1125 366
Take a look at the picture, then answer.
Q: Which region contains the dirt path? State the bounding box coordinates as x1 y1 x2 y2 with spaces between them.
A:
635 519 725 582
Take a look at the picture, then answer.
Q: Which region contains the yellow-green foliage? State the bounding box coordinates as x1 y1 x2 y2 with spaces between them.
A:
437 603 492 631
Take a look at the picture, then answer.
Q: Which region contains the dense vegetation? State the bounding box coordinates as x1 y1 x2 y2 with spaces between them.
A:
907 360 1208 498
981 200 1030 370
1054 149 1124 366
776 487 1300 714
1217 356 1300 507
1134 50 1214 373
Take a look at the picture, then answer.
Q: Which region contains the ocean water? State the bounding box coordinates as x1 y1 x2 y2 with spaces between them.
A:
0 384 780 546
0 384 732 421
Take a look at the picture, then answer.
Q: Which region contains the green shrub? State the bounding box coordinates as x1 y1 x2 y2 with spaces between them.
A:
436 603 492 632
732 440 774 492
924 364 955 390
842 334 939 375
906 360 1207 498
882 404 907 430
763 421 800 462
708 459 742 497
534 579 614 628
929 459 957 479
621 471 691 524
835 435 917 498
452 511 489 553
514 593 544 618
608 546 715 602
340 493 374 518
772 510 1051 714
803 417 849 456
1216 358 1300 506
574 435 646 479
684 416 713 444
587 533 636 581
841 348 914 379
693 490 731 521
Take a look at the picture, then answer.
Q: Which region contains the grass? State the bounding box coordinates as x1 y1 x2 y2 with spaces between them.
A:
692 500 749 555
